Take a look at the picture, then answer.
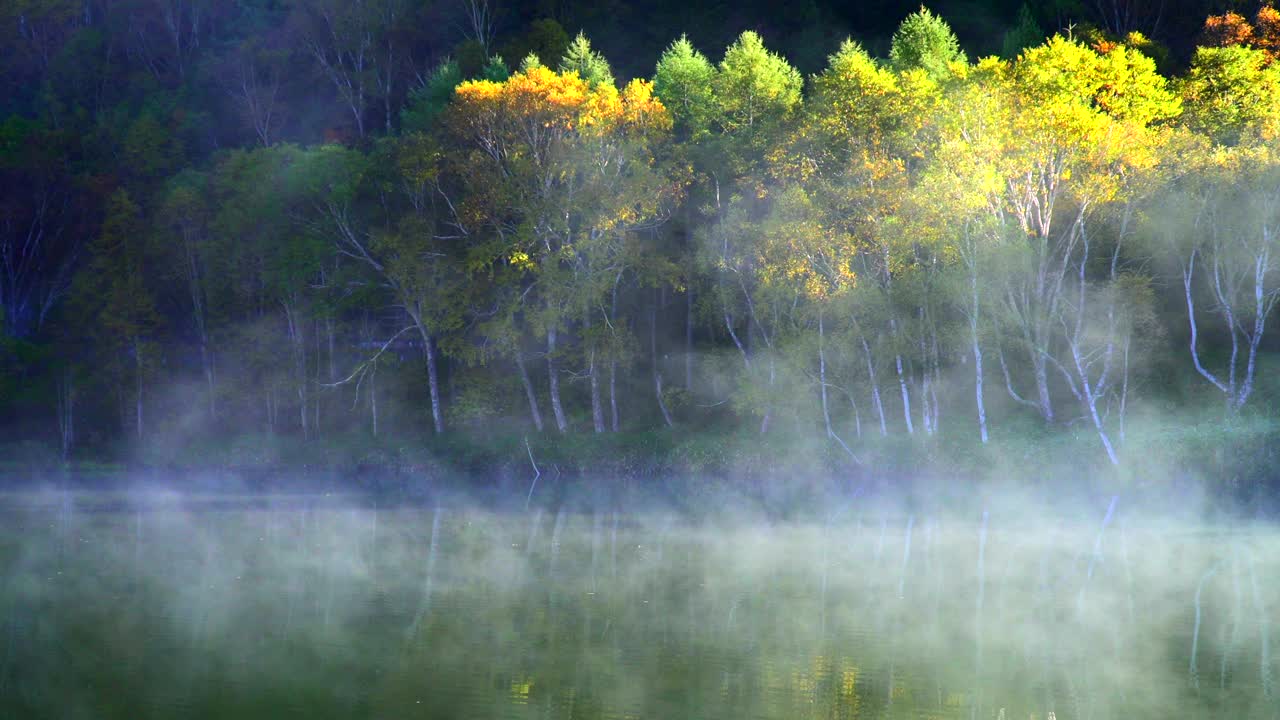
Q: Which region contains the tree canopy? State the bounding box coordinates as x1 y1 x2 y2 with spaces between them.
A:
5 3 1280 488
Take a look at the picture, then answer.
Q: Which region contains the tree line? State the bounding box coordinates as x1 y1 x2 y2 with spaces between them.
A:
5 2 1280 469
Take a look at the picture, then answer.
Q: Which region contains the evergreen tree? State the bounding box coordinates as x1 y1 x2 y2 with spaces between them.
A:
559 32 615 88
715 31 802 132
653 35 716 140
1002 4 1044 58
401 60 464 134
889 6 966 79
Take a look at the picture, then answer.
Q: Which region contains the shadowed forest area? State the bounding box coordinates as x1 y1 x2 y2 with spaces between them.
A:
5 0 1280 504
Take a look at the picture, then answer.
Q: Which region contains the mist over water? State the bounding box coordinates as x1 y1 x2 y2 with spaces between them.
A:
1 486 1276 719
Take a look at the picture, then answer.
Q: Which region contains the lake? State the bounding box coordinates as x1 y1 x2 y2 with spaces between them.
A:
0 490 1275 719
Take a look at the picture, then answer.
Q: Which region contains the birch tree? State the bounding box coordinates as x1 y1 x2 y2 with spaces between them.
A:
989 36 1177 429
1158 142 1280 411
445 62 677 432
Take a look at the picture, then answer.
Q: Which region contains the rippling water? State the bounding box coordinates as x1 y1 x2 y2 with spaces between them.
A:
0 491 1276 719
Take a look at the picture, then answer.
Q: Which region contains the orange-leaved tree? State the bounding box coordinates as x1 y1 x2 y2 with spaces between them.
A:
1202 4 1280 60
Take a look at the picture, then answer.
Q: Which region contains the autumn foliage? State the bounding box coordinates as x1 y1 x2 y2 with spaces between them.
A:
1202 4 1280 60
13 3 1280 476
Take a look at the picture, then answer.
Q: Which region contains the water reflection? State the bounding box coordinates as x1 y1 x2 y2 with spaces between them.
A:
0 494 1275 719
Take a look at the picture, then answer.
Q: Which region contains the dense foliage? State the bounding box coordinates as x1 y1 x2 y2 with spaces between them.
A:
5 2 1280 490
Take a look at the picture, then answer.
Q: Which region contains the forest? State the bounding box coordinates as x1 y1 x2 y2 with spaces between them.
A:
5 0 1280 495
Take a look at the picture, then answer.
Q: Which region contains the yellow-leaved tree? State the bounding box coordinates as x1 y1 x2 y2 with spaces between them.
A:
444 64 679 432
981 35 1178 463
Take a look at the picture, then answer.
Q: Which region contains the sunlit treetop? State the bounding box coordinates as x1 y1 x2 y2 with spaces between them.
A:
652 35 716 140
559 33 615 89
811 39 898 118
1092 43 1182 127
1082 28 1172 72
451 66 669 140
932 36 1180 232
453 67 589 133
618 78 672 135
519 52 544 73
714 31 802 137
807 39 896 151
1013 35 1179 129
777 38 940 182
1203 11 1256 48
1178 44 1280 145
889 6 966 81
1261 5 1280 57
1201 4 1280 60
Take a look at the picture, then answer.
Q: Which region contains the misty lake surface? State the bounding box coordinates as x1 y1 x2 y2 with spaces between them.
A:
1 491 1278 719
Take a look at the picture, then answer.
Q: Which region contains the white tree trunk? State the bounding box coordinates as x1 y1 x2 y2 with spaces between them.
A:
889 315 913 435
609 360 619 432
1033 354 1053 423
283 302 308 439
918 308 933 436
819 312 858 463
547 326 568 432
515 351 544 432
651 303 673 428
586 310 604 433
819 312 832 439
1070 340 1120 466
860 334 888 436
424 333 444 434
970 271 989 444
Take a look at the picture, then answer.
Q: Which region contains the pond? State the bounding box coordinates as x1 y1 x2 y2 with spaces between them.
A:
0 491 1275 719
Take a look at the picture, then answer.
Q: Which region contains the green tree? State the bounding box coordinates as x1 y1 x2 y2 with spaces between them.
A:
694 31 803 431
70 189 162 443
445 67 678 432
500 18 570 71
156 169 216 420
207 146 329 439
300 139 464 436
653 35 716 140
401 60 464 134
1002 4 1044 58
889 6 966 80
559 32 615 88
992 36 1175 461
713 30 802 158
1154 115 1280 413
771 38 945 438
1178 45 1280 146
